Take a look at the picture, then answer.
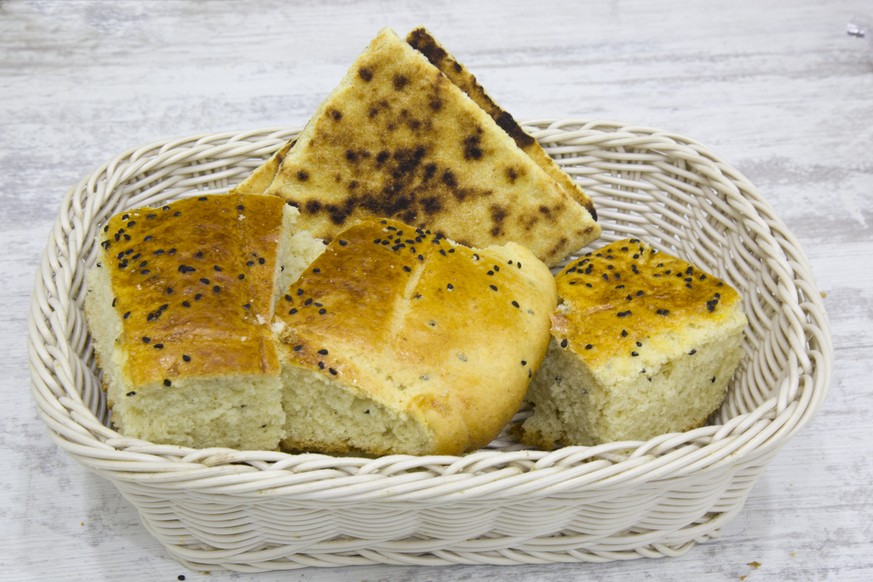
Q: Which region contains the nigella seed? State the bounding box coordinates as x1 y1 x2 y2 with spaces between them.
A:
329 367 338 375
123 311 131 319
198 196 208 201
636 341 642 347
213 285 221 293
489 284 497 291
182 354 191 362
194 293 202 300
142 337 151 343
511 300 520 308
338 239 348 246
521 360 527 366
689 349 697 355
163 379 172 387
317 348 329 355
447 283 454 290
182 301 191 308
621 329 628 337
304 298 313 306
258 257 265 265
199 278 210 285
153 343 164 349
243 303 251 309
112 297 117 307
238 274 245 280
318 308 327 314
173 211 181 217
317 361 325 369
312 268 321 274
560 338 568 348
288 308 297 314
284 294 292 301
166 287 173 294
293 345 303 352
617 310 632 318
213 265 222 272
631 351 639 357
585 344 593 350
403 265 412 272
297 288 304 296
126 391 136 397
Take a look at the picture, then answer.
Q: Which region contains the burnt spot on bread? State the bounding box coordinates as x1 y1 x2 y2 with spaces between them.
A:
505 166 520 183
328 108 343 122
495 111 535 149
358 66 373 81
407 28 448 65
393 74 409 91
463 134 483 160
296 170 310 182
489 204 508 236
440 171 460 193
429 97 443 111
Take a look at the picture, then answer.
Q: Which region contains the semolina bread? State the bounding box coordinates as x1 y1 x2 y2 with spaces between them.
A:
273 218 557 456
85 193 325 450
405 27 598 221
262 27 599 266
521 238 748 448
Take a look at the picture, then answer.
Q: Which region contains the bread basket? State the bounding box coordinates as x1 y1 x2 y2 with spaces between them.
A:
28 119 831 571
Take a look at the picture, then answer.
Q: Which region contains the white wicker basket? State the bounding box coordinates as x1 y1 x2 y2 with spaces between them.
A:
28 119 831 572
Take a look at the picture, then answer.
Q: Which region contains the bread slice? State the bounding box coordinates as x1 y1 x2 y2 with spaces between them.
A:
520 238 747 448
262 27 599 266
273 217 557 456
85 193 324 450
405 27 598 221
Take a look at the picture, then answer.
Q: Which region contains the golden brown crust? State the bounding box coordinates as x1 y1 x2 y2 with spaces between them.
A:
551 238 743 367
264 28 598 266
233 140 295 196
96 193 287 387
406 26 600 221
275 217 557 455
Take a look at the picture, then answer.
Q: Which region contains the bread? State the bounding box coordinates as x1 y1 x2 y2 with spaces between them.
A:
85 193 325 450
520 238 747 448
273 217 557 456
262 27 600 266
405 27 598 221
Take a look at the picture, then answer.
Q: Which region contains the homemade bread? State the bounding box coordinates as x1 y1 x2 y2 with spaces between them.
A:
85 193 325 450
262 27 599 266
405 27 598 220
273 217 557 456
521 238 747 448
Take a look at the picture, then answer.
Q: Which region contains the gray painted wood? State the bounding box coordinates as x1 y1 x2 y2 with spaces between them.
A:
2 0 871 579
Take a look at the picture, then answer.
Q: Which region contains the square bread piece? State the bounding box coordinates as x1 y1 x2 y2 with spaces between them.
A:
262 27 599 266
521 238 748 448
85 193 324 450
273 218 558 456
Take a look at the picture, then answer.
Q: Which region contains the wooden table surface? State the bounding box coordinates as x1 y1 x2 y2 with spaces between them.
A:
2 1 871 580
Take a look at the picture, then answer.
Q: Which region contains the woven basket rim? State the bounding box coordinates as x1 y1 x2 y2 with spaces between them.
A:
27 119 833 500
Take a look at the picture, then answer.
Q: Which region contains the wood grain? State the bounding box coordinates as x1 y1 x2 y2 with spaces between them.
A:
2 0 871 580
